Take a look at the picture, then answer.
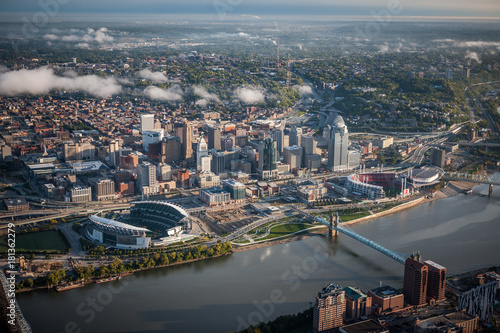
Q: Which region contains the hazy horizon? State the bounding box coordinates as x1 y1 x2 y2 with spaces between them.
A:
0 0 499 19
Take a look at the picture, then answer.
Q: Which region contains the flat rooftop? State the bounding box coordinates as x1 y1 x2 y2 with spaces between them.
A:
370 285 402 298
340 319 388 333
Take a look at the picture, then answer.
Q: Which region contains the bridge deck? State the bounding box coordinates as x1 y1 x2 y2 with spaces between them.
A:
313 215 407 265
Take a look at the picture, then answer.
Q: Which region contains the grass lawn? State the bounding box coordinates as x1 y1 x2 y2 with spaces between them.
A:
339 212 371 222
0 230 69 253
260 223 314 241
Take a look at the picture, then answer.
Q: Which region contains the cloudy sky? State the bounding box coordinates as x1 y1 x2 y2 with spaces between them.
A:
1 0 499 17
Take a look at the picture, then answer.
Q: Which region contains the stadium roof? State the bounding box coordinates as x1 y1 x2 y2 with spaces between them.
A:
132 200 188 217
89 215 150 233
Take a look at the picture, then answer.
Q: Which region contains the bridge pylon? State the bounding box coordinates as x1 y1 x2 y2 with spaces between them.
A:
329 212 339 238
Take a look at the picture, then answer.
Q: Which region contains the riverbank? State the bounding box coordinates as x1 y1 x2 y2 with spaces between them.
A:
14 181 479 293
232 180 478 252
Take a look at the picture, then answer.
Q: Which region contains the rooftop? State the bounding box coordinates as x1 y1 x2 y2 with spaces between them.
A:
343 286 368 300
369 285 402 298
340 319 388 333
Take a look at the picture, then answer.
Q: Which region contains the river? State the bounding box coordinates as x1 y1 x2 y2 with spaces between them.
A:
17 181 500 333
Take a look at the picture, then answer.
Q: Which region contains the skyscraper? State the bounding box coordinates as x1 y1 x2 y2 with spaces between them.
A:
327 115 349 172
257 138 278 180
109 140 121 167
208 126 221 151
161 136 181 164
140 114 155 134
290 127 302 147
431 149 446 168
312 283 346 333
271 128 284 156
403 255 428 306
182 120 193 163
425 260 447 302
283 145 303 170
211 151 226 174
196 136 211 172
137 162 160 195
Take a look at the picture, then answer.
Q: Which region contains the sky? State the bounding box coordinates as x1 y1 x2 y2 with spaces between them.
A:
0 0 499 18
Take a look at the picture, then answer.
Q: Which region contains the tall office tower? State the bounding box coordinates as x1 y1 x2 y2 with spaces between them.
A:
109 140 121 167
257 138 278 180
211 151 226 174
161 136 181 164
312 283 346 333
182 120 193 163
221 136 234 151
140 114 155 134
283 145 303 170
271 129 284 156
327 115 349 172
301 136 317 155
196 137 209 167
137 162 159 195
431 149 446 168
290 127 302 147
403 254 428 306
425 260 446 302
208 126 221 151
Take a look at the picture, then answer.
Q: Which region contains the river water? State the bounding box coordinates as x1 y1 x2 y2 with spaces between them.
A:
17 182 500 333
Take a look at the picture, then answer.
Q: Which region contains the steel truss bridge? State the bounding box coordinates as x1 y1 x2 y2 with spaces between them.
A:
442 172 500 186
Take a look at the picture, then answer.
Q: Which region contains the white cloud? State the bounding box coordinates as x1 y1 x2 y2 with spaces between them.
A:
465 50 481 64
138 69 169 83
191 85 220 103
294 85 313 96
0 67 121 98
43 34 58 41
144 85 184 101
234 86 265 104
43 27 114 45
75 43 90 49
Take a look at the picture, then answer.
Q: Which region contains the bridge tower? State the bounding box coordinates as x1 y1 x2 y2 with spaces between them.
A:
329 212 339 237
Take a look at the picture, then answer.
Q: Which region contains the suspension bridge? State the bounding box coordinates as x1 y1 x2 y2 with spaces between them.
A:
296 208 409 264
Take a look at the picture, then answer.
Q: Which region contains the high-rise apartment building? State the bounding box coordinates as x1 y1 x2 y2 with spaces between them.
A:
313 283 346 333
403 255 429 306
327 116 349 172
91 179 115 201
424 260 446 302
